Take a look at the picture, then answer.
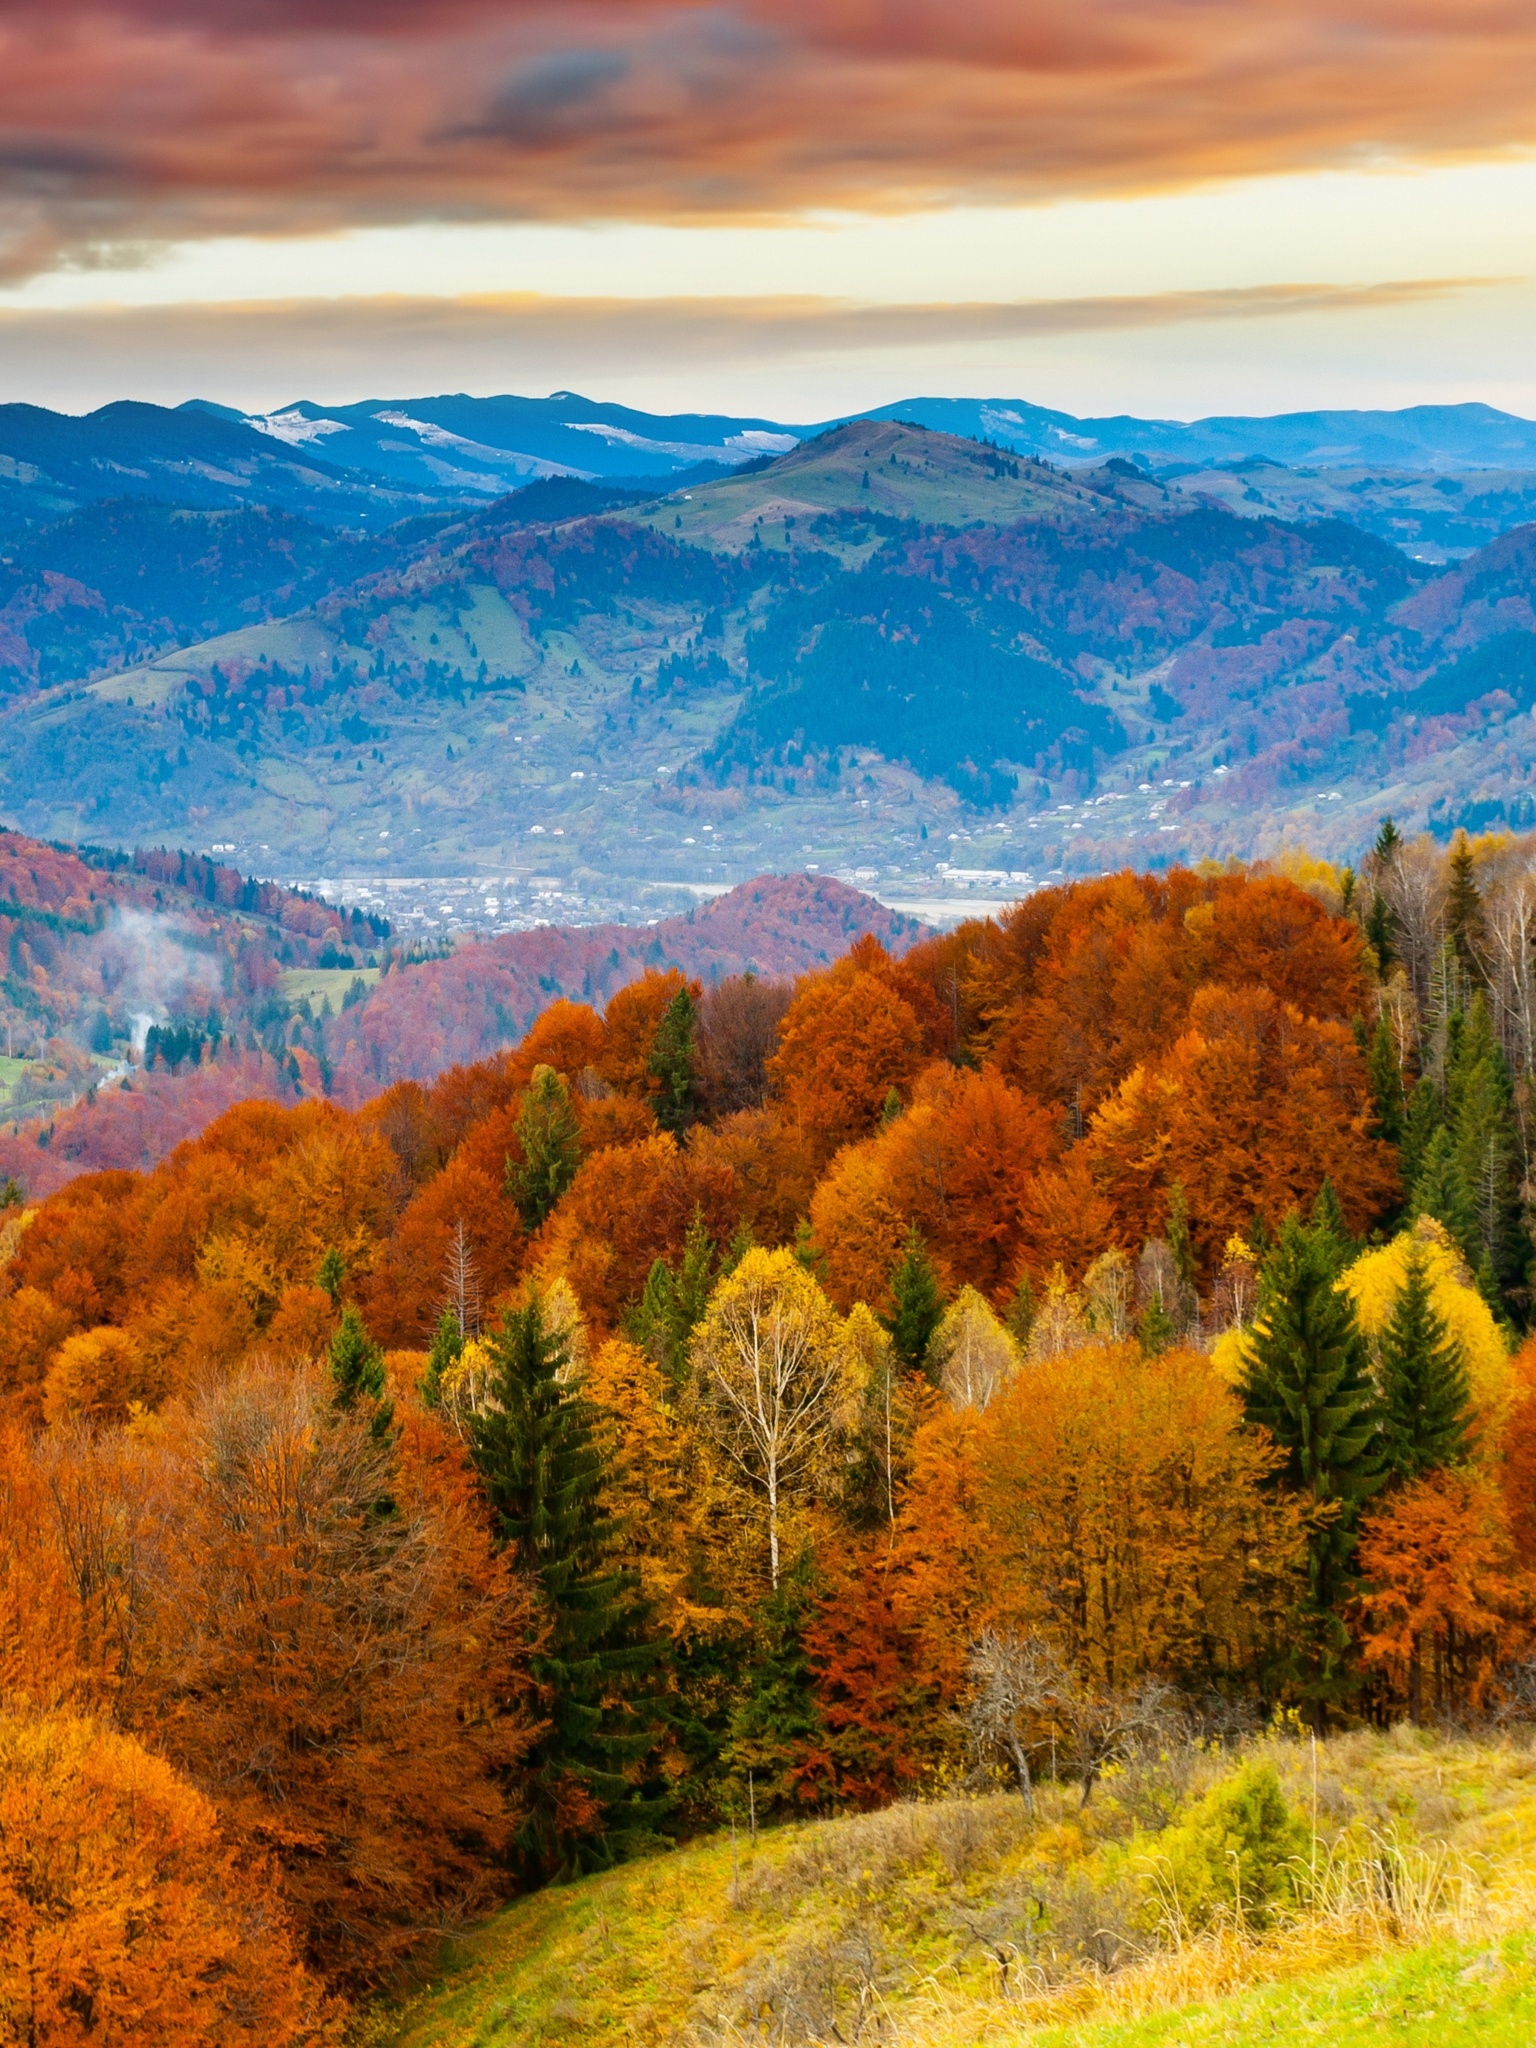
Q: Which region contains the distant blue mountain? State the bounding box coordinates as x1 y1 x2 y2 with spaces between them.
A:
188 390 1536 493
7 392 1536 541
183 392 802 496
0 399 433 529
845 397 1536 472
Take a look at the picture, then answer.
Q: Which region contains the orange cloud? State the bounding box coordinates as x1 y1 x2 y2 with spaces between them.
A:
2 6 1536 275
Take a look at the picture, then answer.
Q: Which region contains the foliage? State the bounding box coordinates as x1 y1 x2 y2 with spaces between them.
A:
1140 1759 1309 1931
689 1247 852 1587
1240 1216 1386 1676
469 1297 665 1877
506 1064 582 1231
0 1702 331 2046
1376 1243 1472 1481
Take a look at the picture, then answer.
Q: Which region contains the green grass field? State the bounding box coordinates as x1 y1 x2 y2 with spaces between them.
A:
276 965 379 1014
1032 1933 1536 2047
380 1731 1536 2047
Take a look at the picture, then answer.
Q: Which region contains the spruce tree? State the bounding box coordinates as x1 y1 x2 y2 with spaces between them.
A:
421 1305 463 1410
1445 832 1484 978
329 1304 393 1440
1365 893 1397 973
881 1229 944 1377
506 1063 582 1231
1411 1126 1478 1264
1445 997 1522 1298
315 1245 347 1307
1240 1216 1385 1721
648 987 699 1134
470 1297 665 1876
1137 1292 1175 1357
1373 816 1402 863
629 1208 719 1384
1400 1076 1444 1197
1367 1017 1406 1146
1309 1179 1353 1268
1377 1244 1471 1481
1004 1270 1037 1350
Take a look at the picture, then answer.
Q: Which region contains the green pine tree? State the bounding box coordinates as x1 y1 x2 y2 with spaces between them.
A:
470 1297 666 1877
1377 1244 1471 1482
1445 833 1484 979
1400 1076 1444 1197
421 1305 464 1410
1373 816 1402 863
628 1207 719 1384
329 1304 391 1425
648 987 699 1134
1240 1217 1386 1724
722 1564 825 1816
1366 1017 1406 1146
506 1063 582 1231
1004 1271 1037 1351
1411 1126 1479 1265
315 1245 347 1306
881 1228 944 1377
1309 1179 1353 1269
1137 1292 1175 1357
1364 893 1397 974
1444 997 1523 1299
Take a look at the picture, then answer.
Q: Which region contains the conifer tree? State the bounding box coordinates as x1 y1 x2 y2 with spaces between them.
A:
1412 1126 1479 1265
1241 1216 1385 1721
1137 1292 1175 1357
315 1246 346 1307
648 987 699 1134
1310 1179 1353 1269
630 1207 719 1384
1446 997 1522 1296
470 1297 664 1876
1365 893 1396 973
506 1063 582 1231
1367 1016 1406 1145
1004 1271 1037 1351
1373 815 1402 863
1445 832 1485 979
881 1229 944 1377
1400 1076 1444 1197
329 1304 393 1440
421 1305 463 1410
1377 1245 1471 1482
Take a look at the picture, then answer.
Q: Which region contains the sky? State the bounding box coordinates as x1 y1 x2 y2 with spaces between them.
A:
1 2 1535 420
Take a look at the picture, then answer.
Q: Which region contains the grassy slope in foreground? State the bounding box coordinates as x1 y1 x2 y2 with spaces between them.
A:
383 1730 1536 2047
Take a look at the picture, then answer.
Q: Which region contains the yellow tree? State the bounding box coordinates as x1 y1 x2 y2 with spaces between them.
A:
927 1286 1022 1412
688 1248 850 1585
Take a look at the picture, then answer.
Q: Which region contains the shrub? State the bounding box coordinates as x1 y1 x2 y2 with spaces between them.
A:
1141 1759 1310 1931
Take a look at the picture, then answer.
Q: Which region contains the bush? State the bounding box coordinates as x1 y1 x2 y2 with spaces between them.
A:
1141 1759 1310 1931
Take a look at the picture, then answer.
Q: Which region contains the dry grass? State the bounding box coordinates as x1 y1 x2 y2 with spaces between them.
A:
383 1726 1536 2048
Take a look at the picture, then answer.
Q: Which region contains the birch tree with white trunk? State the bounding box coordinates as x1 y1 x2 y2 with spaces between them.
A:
689 1246 849 1586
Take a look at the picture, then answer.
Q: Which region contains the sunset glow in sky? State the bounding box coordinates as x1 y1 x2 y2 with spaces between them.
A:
2 2 1535 417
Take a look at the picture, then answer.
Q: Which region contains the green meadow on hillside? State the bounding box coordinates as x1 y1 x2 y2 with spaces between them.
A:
382 1728 1536 2047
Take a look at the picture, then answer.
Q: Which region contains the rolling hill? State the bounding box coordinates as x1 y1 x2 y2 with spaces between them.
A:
1 411 1536 902
0 854 920 1196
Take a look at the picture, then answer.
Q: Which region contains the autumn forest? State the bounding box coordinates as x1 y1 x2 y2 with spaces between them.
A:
6 830 1536 2041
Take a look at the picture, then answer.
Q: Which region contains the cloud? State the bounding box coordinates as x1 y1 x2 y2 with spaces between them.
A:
0 276 1499 411
0 5 1535 275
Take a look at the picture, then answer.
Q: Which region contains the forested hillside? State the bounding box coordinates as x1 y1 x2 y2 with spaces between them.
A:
6 834 1536 2042
0 851 919 1195
5 419 1536 885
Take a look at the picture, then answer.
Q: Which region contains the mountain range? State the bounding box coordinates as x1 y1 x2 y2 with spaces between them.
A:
3 392 1536 912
